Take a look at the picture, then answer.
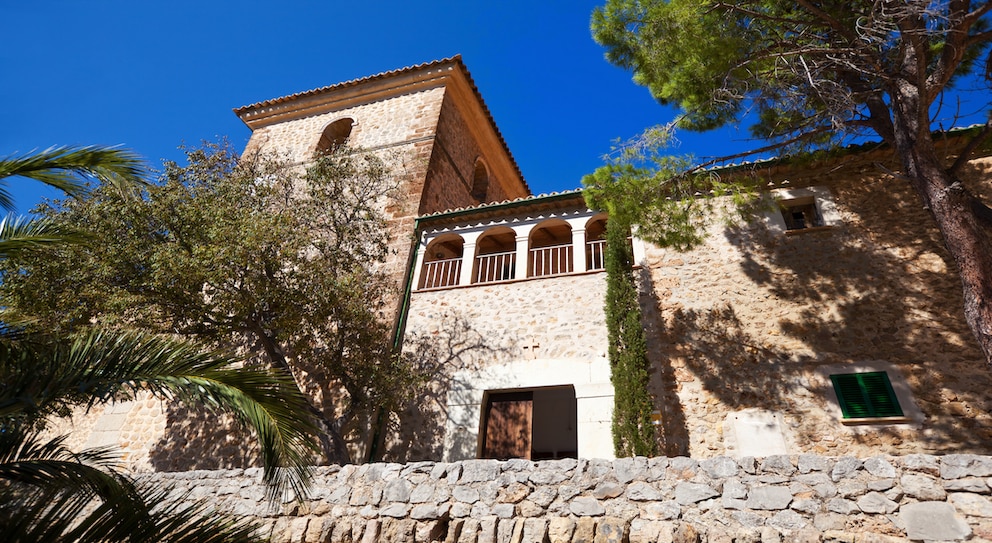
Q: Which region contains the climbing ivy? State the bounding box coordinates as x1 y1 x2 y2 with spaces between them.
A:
604 217 659 457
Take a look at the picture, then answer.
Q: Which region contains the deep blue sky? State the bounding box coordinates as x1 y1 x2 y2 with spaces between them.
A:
3 1 989 214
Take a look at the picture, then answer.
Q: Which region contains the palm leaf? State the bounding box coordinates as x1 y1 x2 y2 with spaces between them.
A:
0 433 267 543
0 329 318 500
0 146 147 211
0 215 85 259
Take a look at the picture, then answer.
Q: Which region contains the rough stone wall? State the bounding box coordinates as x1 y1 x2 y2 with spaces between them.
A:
241 86 447 298
144 454 992 542
385 272 610 461
419 94 514 214
641 155 992 459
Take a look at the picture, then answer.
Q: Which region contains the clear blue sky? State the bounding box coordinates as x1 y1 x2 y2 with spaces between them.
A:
2 1 988 214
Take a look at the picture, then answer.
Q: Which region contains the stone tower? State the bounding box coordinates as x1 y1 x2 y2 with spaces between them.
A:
234 56 531 328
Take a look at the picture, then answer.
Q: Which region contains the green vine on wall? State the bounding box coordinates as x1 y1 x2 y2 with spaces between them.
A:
604 217 660 457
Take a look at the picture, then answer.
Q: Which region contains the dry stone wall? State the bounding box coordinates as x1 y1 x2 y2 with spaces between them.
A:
147 454 992 542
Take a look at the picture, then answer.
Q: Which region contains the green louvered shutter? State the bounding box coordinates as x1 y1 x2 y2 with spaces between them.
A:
830 372 903 419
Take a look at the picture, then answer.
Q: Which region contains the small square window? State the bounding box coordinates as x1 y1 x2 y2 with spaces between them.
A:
830 372 903 420
780 197 825 230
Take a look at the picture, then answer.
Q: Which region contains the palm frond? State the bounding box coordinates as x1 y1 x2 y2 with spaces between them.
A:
0 437 267 543
0 215 85 259
0 146 147 209
0 329 319 500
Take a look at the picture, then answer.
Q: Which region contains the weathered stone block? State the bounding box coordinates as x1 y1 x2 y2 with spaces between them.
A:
943 477 990 493
572 517 597 543
547 517 575 543
901 473 946 501
863 457 897 478
761 456 796 476
798 454 832 474
746 486 793 510
570 497 606 517
901 501 971 541
675 482 719 505
830 457 862 482
593 482 623 500
626 481 663 501
949 492 992 517
641 500 681 521
701 457 739 479
629 519 662 543
453 486 481 504
856 492 897 514
522 518 547 543
942 454 992 479
614 457 648 484
594 517 626 543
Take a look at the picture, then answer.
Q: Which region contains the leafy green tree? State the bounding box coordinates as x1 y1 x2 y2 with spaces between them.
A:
604 216 659 457
2 142 423 465
0 146 319 541
588 1 992 366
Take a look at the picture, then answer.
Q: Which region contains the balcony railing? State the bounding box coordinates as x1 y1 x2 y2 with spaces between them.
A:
529 244 573 277
586 239 606 271
475 251 516 284
420 257 462 289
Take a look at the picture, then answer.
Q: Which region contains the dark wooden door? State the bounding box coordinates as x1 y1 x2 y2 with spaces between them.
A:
481 392 533 459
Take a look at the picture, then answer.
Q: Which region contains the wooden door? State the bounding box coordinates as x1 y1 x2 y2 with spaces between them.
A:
481 392 533 460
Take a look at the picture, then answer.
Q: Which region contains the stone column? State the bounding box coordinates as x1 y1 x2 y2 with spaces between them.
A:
515 235 530 279
460 230 482 285
460 241 477 285
571 227 586 273
409 236 428 290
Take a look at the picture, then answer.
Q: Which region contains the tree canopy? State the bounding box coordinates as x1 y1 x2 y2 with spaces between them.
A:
0 145 319 542
1 142 428 465
587 0 992 366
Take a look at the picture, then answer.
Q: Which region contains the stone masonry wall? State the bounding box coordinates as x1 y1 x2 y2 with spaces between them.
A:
641 155 992 459
146 454 992 542
384 272 611 462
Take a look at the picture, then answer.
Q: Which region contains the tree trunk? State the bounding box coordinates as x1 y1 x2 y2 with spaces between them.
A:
896 131 992 369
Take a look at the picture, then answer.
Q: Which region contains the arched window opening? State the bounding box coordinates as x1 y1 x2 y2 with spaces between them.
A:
528 219 572 277
585 215 608 271
471 159 489 204
419 234 464 289
473 227 516 284
314 118 354 155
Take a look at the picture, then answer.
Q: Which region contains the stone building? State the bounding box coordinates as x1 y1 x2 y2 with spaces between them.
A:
62 56 992 470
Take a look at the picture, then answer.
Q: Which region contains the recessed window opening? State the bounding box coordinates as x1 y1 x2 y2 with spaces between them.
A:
473 227 516 284
419 235 464 289
315 118 354 155
479 386 577 460
830 371 904 421
780 196 824 230
528 220 573 277
471 159 489 204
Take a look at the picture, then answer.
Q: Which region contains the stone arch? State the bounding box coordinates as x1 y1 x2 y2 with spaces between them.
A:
419 234 464 289
314 118 355 155
585 214 609 271
528 219 572 277
471 159 489 204
473 226 516 283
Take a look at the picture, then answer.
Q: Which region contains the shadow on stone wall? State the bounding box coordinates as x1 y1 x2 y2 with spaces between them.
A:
380 313 511 462
637 267 691 456
149 404 260 472
659 169 992 454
